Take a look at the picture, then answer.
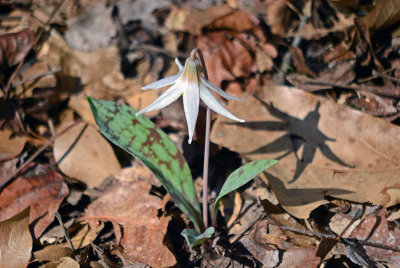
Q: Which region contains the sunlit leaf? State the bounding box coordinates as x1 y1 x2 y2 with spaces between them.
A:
87 97 203 230
181 227 215 248
0 207 32 268
214 159 278 211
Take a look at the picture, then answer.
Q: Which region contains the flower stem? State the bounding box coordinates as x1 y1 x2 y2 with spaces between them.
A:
194 48 210 228
202 107 211 228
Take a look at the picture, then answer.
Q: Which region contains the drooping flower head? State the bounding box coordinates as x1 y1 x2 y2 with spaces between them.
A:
136 49 244 143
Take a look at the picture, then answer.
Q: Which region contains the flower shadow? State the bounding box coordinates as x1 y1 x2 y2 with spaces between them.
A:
227 96 353 183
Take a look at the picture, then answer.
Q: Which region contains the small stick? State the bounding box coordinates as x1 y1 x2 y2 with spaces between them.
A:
193 48 210 229
271 222 400 252
55 212 75 252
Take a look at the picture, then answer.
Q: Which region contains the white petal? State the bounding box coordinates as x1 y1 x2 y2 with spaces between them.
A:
182 82 200 144
136 85 181 115
200 76 242 101
141 74 180 90
175 58 184 71
200 84 245 123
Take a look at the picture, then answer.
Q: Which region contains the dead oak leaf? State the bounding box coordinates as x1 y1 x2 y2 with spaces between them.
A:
83 179 176 267
0 208 32 268
211 84 400 218
196 31 257 88
0 164 69 239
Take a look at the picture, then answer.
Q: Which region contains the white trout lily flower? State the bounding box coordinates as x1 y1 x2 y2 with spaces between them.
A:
136 51 245 144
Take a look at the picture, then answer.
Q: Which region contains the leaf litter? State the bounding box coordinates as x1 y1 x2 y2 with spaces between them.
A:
1 0 400 267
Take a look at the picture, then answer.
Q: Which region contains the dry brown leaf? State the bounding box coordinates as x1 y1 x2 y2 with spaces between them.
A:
0 128 26 161
54 116 121 188
241 236 280 267
279 247 320 268
206 9 257 32
0 164 68 238
361 0 400 36
196 31 257 87
0 158 19 188
38 30 144 123
14 61 57 97
289 46 317 77
219 191 242 228
83 179 176 267
0 208 32 268
349 209 400 264
0 28 34 68
67 222 104 250
126 89 160 118
33 245 74 262
256 43 277 73
165 5 233 35
265 0 291 37
228 196 265 243
38 30 143 96
259 200 317 248
347 91 397 116
40 257 80 268
211 84 400 218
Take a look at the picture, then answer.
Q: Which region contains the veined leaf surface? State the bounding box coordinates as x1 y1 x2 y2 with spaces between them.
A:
87 97 203 230
214 159 278 211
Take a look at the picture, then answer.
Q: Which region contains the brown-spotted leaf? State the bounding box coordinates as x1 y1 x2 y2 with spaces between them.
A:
0 208 32 268
83 179 176 267
0 164 69 238
211 83 400 218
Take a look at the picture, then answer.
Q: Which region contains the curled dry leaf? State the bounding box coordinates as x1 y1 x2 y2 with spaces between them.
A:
67 222 104 250
211 83 400 219
53 113 121 188
0 28 34 68
0 128 26 161
265 0 291 37
196 31 257 88
83 179 176 267
0 164 69 238
0 208 32 268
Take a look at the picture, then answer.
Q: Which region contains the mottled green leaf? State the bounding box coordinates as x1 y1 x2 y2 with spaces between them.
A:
214 159 278 211
181 227 215 248
87 97 203 230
